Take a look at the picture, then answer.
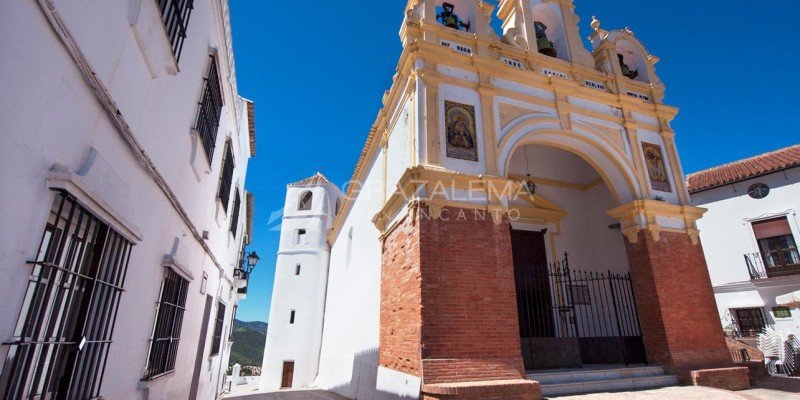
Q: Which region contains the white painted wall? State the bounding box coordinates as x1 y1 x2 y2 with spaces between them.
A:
261 181 342 391
315 148 422 399
693 167 800 337
385 100 413 201
0 1 252 399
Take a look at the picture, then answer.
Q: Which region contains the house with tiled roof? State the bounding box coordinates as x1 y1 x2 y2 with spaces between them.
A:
689 144 800 361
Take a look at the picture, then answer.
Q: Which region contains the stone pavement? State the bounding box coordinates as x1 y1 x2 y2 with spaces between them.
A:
225 377 800 400
551 376 800 400
224 389 350 400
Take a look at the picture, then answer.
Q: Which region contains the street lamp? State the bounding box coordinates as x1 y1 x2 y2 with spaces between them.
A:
235 251 260 280
246 251 260 273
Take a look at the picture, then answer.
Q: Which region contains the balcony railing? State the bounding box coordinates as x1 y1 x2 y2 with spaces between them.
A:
745 248 800 280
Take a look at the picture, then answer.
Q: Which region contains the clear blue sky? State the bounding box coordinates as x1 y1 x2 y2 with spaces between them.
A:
230 0 799 323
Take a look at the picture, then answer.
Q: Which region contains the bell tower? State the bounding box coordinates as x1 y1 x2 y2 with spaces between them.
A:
497 0 595 67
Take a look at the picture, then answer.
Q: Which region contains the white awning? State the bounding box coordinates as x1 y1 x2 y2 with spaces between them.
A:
776 291 800 308
719 291 765 309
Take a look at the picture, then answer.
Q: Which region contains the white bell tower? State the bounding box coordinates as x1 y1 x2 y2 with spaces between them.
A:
260 173 342 391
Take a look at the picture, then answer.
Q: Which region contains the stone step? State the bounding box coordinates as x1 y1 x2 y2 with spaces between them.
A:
527 365 665 384
538 374 679 397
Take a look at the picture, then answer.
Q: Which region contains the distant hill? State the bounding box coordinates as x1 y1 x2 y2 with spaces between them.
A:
235 320 268 335
229 319 267 367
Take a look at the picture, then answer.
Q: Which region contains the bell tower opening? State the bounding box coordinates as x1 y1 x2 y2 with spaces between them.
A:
531 2 569 61
436 0 475 33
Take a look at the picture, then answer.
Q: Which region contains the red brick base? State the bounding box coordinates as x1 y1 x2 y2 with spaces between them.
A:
624 230 735 380
380 204 539 398
690 367 751 391
422 379 541 400
380 206 747 398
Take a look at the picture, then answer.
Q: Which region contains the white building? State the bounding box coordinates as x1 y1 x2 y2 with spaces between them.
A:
689 145 800 341
0 1 256 399
261 173 342 391
262 0 744 398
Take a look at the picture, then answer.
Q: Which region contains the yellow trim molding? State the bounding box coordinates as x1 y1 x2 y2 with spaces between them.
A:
607 199 706 245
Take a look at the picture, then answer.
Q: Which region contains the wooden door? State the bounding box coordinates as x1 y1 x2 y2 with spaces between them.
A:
510 229 554 338
280 361 294 389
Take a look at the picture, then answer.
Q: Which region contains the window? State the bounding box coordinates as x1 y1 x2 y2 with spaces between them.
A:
734 308 767 337
210 302 226 356
1 190 133 399
335 198 341 216
295 264 301 276
230 189 241 237
289 310 296 324
345 227 354 269
753 218 799 267
195 56 224 163
294 229 307 245
229 306 238 341
298 191 313 211
157 0 194 62
217 141 235 212
144 269 189 380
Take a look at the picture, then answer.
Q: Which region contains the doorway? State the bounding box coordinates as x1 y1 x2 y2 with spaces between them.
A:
511 229 555 338
280 361 294 389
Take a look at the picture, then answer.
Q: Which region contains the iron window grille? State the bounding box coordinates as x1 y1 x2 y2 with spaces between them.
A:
195 56 224 164
144 269 189 380
230 190 241 238
217 141 234 212
210 302 226 356
0 190 133 400
734 308 767 337
157 0 194 63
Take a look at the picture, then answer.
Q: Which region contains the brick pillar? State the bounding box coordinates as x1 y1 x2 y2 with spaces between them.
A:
624 230 734 379
380 204 540 399
379 205 423 377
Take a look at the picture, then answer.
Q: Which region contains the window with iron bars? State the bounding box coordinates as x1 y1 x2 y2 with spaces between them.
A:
157 0 194 63
210 302 226 356
0 190 133 399
195 56 224 164
230 189 241 238
217 141 234 213
735 308 767 337
143 269 189 380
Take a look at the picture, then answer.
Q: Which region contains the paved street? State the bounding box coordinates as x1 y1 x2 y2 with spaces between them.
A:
225 377 800 400
225 389 350 400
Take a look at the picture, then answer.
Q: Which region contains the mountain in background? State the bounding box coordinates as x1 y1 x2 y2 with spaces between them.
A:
229 319 267 367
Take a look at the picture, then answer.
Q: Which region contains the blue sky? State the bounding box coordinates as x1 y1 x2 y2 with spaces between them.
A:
229 0 799 323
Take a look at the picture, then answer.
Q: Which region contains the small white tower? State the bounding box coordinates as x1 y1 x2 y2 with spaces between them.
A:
260 173 342 391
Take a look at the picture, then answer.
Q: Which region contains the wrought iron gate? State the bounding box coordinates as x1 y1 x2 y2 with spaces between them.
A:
516 254 646 370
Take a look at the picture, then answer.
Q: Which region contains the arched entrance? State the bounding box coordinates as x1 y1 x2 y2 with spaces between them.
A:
505 143 646 370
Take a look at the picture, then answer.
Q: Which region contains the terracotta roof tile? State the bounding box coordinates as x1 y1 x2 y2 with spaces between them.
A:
687 144 800 193
288 172 332 187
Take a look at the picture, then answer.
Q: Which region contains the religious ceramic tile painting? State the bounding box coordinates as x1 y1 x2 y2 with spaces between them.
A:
642 142 672 192
444 100 478 162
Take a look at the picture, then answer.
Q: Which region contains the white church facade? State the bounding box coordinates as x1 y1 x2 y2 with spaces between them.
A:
262 0 748 399
0 1 256 399
689 145 800 351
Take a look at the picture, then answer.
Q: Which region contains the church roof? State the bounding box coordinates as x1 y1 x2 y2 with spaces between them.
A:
288 172 332 187
687 144 800 193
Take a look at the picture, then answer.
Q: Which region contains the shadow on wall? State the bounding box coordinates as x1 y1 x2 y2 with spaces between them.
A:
326 348 418 400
